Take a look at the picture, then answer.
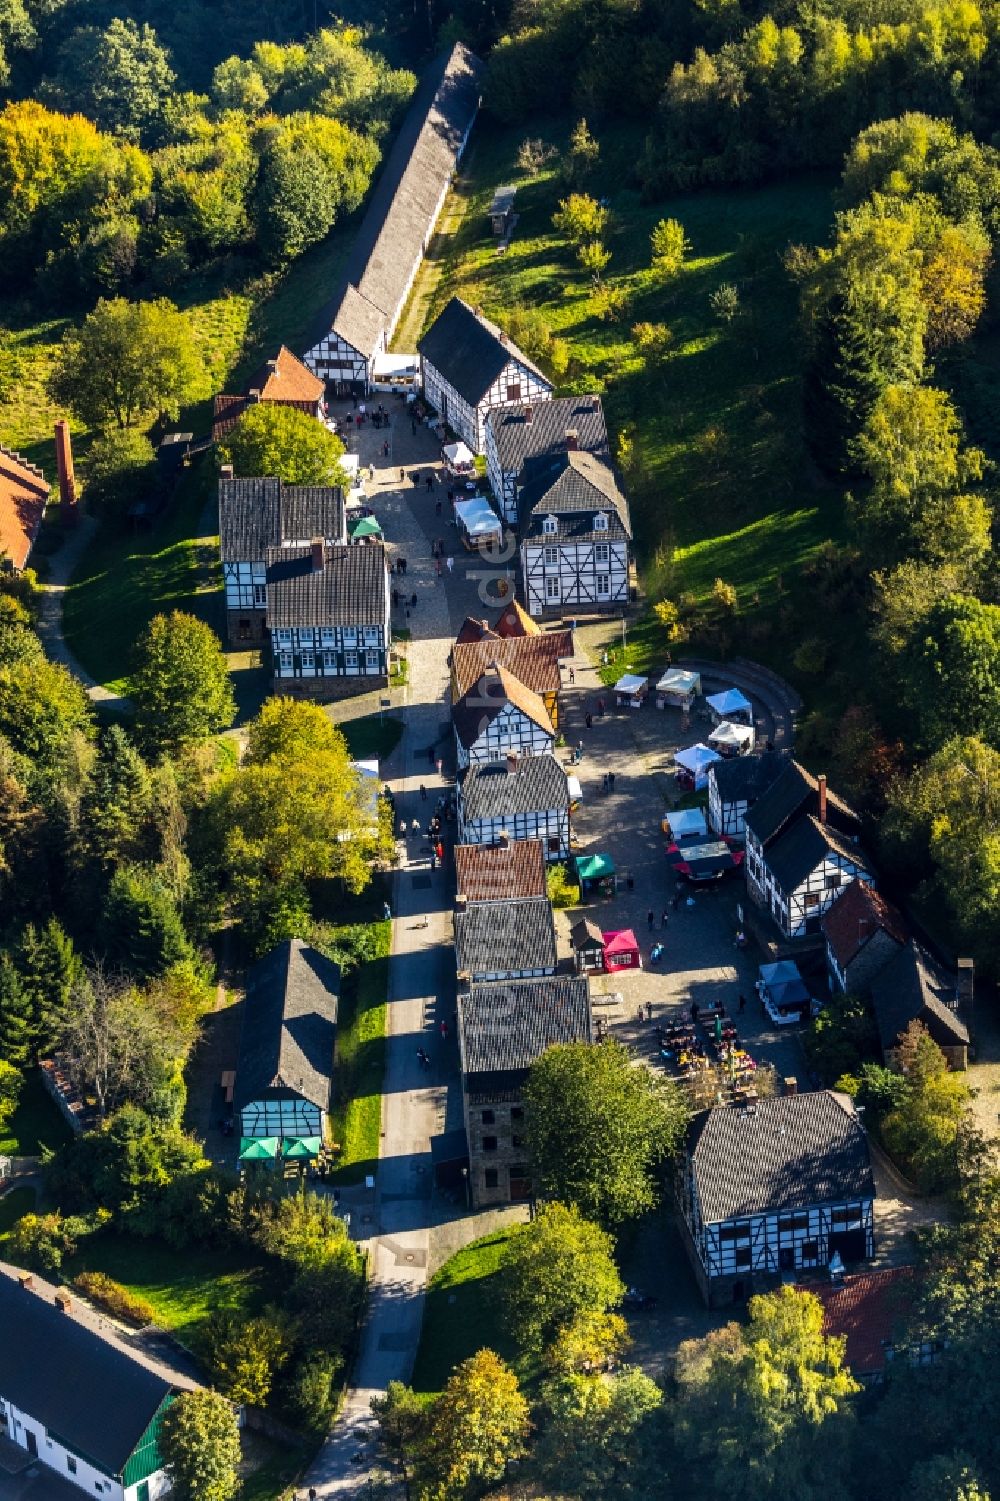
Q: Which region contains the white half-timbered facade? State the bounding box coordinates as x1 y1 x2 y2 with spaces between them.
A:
453 665 555 770
301 44 482 391
679 1092 876 1307
418 298 553 454
518 449 631 618
707 751 786 842
485 396 608 523
458 754 570 860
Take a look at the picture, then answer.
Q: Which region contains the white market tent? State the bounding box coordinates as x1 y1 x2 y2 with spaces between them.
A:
454 495 502 548
371 351 420 389
339 453 360 479
567 774 583 801
674 742 722 790
663 807 708 841
443 440 476 472
706 687 753 724
614 673 648 698
656 668 701 708
708 720 755 756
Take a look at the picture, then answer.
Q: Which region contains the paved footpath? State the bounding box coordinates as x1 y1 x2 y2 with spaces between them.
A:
303 406 529 1496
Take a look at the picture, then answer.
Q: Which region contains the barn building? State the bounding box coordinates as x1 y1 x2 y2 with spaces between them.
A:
0 443 49 572
212 345 325 442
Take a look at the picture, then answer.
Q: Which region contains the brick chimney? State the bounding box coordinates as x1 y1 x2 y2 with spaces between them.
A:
565 429 579 451
455 894 468 912
817 774 827 825
248 390 262 404
523 405 533 425
54 1291 73 1313
311 538 325 572
506 752 519 774
54 419 77 527
266 359 278 375
220 463 234 481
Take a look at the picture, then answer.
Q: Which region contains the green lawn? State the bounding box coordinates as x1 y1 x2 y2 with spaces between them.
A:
0 1187 37 1234
61 1233 268 1359
411 1230 521 1395
0 1069 72 1157
338 714 404 763
61 453 222 691
328 921 392 1185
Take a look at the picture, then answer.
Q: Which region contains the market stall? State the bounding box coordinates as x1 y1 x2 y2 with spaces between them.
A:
453 495 503 552
576 851 615 895
666 838 744 882
674 742 722 791
706 687 753 726
613 673 648 709
442 439 476 476
348 514 383 542
661 806 708 841
757 960 812 1024
602 928 642 971
708 719 755 757
656 668 701 710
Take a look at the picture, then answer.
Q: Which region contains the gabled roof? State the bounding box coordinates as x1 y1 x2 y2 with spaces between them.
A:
822 878 907 972
265 542 388 629
455 615 500 645
487 395 608 477
688 1091 875 1224
453 664 554 749
744 761 858 846
304 44 484 362
460 753 569 822
710 749 787 806
805 1267 916 1377
219 477 345 563
570 916 604 949
235 939 339 1110
452 630 573 700
459 974 591 1087
418 297 552 406
871 940 969 1054
246 345 325 403
0 444 48 571
0 1267 186 1476
519 450 632 541
765 816 870 895
494 598 540 637
454 895 557 978
454 840 548 902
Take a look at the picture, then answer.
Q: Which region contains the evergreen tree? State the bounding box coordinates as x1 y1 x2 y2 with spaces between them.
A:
0 951 32 1065
101 863 193 978
18 917 81 1054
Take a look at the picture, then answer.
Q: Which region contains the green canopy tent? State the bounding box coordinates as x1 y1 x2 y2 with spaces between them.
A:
575 852 615 889
282 1136 323 1160
349 515 382 540
239 1137 279 1161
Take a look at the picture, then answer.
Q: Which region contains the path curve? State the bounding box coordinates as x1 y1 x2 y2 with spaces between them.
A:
34 513 129 711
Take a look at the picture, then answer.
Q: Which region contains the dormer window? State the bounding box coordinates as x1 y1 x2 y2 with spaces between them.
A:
594 512 608 532
542 516 557 535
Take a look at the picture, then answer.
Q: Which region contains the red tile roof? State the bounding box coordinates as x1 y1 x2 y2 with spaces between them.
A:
821 878 907 970
455 615 499 645
494 599 540 637
804 1266 916 1377
452 630 573 700
0 444 48 571
454 840 547 902
212 347 324 442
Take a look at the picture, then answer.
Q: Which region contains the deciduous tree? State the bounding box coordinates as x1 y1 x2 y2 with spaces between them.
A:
500 1202 624 1355
161 1389 241 1501
427 1349 530 1497
129 611 236 758
219 403 347 486
650 216 689 278
49 297 199 429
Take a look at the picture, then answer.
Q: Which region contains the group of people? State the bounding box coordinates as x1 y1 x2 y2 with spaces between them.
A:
349 398 392 429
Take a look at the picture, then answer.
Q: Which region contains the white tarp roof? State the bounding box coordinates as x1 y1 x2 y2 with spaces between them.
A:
674 742 722 788
614 674 648 695
454 496 501 537
340 453 360 476
567 774 583 800
668 807 708 839
709 720 754 749
707 687 753 718
443 440 475 466
372 351 420 377
656 668 701 696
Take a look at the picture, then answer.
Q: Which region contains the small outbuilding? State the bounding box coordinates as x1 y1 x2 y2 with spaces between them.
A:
489 184 517 236
613 673 648 709
603 928 642 971
706 687 753 725
570 916 606 974
656 668 701 710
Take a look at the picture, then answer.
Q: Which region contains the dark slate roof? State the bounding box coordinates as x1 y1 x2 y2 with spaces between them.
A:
487 395 608 477
519 450 631 541
418 297 551 406
219 477 344 563
265 543 388 629
0 1272 176 1475
235 939 339 1110
454 895 557 978
689 1091 875 1223
304 44 483 360
822 878 907 972
454 840 547 902
710 750 788 806
871 941 969 1054
766 816 870 894
745 761 858 846
459 974 591 1088
460 753 569 822
570 916 604 949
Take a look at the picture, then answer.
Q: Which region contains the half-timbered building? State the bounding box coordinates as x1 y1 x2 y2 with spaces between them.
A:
678 1091 876 1306
454 894 557 982
871 941 970 1071
518 448 632 619
218 471 346 645
212 345 325 442
453 665 555 769
451 625 572 731
458 974 592 1207
418 297 553 454
484 395 608 523
457 753 571 859
822 878 907 997
301 44 482 391
743 763 870 939
707 750 787 842
265 540 391 694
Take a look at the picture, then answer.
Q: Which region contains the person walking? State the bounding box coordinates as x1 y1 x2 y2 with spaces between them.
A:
446 555 454 573
440 1019 448 1040
671 888 682 911
399 466 406 483
383 439 390 457
435 499 442 516
661 907 670 927
426 473 433 492
436 757 443 776
647 908 655 931
585 712 592 730
383 901 392 921
597 697 606 717
608 770 616 792
419 784 427 800
738 993 747 1014
569 666 576 684
436 557 442 576
411 419 417 436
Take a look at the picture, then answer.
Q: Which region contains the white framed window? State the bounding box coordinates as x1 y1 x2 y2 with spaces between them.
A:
595 542 610 564
545 576 560 601
594 512 608 531
345 650 359 668
343 628 357 644
301 650 315 672
542 516 557 535
320 627 335 647
323 651 337 669
366 650 379 672
544 546 558 566
363 626 379 645
275 628 292 645
597 574 610 597
253 583 267 606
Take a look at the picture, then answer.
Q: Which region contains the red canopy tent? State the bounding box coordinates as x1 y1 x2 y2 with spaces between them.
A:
602 928 642 971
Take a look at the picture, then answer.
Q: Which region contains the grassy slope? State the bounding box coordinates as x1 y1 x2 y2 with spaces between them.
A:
328 920 392 1185
339 714 405 763
410 1229 520 1394
0 1068 72 1157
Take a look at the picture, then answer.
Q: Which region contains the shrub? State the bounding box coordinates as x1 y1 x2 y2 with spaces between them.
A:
546 864 580 909
7 1212 77 1272
73 1270 155 1326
